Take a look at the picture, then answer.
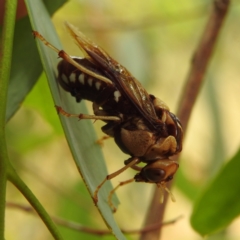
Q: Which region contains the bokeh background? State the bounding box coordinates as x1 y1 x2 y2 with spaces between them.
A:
5 0 240 239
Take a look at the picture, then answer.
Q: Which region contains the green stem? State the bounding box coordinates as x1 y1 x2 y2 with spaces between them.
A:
0 0 18 238
0 1 63 239
7 164 64 240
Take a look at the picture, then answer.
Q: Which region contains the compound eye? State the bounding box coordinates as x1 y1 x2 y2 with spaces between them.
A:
144 168 166 183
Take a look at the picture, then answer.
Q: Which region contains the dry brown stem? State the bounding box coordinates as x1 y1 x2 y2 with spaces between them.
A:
6 202 182 236
140 1 230 240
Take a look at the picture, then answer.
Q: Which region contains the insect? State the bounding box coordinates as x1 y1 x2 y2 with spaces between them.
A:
33 23 183 212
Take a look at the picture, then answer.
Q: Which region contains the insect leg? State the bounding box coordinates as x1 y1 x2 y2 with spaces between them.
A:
33 31 112 85
32 31 60 54
56 106 121 122
108 178 134 213
93 157 140 205
130 164 142 171
96 135 111 146
124 158 142 171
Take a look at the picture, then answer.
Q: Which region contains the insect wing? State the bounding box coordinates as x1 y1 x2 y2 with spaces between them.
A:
110 62 158 120
65 22 158 123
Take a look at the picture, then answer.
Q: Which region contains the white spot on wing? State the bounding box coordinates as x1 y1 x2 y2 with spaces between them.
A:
88 77 93 86
95 82 101 90
114 90 121 102
78 73 85 84
69 73 76 82
61 74 68 84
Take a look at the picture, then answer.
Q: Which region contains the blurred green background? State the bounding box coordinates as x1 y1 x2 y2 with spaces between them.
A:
5 0 240 239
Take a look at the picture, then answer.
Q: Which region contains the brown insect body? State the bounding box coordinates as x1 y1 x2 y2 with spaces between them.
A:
57 24 183 185
57 58 137 118
33 23 183 207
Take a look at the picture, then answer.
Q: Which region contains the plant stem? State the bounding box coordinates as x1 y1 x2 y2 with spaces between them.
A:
0 0 18 238
140 1 231 239
7 164 64 240
6 201 183 235
0 1 64 239
177 0 231 132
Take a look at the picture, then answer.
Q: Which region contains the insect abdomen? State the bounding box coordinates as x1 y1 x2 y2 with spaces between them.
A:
57 58 115 104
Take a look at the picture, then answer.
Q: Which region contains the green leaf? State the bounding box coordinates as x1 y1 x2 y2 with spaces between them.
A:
42 0 67 16
24 72 63 135
191 148 240 236
6 0 66 121
25 1 125 239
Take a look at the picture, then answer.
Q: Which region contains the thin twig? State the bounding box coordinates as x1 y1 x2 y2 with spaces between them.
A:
177 0 231 132
140 1 230 240
6 202 182 236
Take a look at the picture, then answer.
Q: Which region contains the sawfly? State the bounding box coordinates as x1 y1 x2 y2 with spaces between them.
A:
33 23 183 212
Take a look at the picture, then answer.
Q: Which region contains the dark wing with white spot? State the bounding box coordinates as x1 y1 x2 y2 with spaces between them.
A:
65 22 163 130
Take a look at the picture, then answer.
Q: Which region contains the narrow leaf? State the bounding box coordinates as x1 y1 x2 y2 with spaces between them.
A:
6 0 66 121
25 0 125 239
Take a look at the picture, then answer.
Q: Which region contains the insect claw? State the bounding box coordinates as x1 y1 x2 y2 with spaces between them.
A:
55 105 61 114
32 30 37 38
112 206 117 213
96 135 110 146
92 196 98 205
78 113 83 120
